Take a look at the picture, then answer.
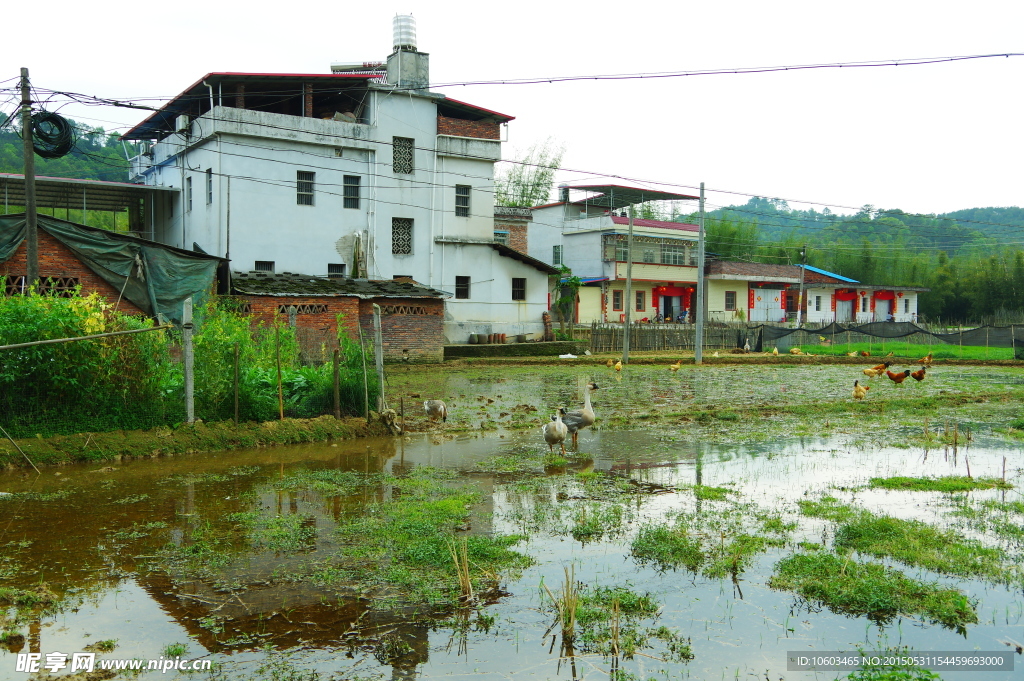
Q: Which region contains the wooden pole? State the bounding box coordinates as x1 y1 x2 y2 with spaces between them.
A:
622 203 635 364
372 304 386 412
332 348 341 419
695 183 706 364
357 321 370 422
20 68 38 288
233 341 240 424
275 326 284 420
183 297 195 423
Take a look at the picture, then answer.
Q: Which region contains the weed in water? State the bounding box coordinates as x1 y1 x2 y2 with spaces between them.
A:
868 475 1012 492
769 552 978 632
162 642 188 657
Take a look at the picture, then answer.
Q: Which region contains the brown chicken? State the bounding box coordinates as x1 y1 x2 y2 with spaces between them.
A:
862 362 891 379
886 369 912 384
917 352 933 366
860 351 871 357
910 367 927 382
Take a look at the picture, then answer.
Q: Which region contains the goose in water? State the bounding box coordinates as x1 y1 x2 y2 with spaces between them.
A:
542 408 569 455
424 400 448 423
555 382 599 448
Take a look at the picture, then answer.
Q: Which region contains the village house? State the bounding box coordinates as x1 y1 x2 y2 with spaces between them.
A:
528 185 701 323
119 16 555 344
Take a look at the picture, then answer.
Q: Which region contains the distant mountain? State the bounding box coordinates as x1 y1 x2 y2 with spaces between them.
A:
0 115 136 183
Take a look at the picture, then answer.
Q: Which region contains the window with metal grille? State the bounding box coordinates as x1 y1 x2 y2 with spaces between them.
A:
635 291 645 311
455 276 470 299
552 245 563 266
343 175 360 209
615 241 629 262
725 291 737 311
296 171 315 205
328 263 346 279
612 290 623 311
904 298 909 313
455 185 470 217
392 218 413 255
393 137 414 174
185 177 192 212
254 261 275 273
661 243 686 265
688 246 697 266
642 248 656 263
815 295 822 312
493 231 510 246
206 168 213 204
512 277 526 301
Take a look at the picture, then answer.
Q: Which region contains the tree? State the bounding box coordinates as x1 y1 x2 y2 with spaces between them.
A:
494 138 565 207
553 265 583 339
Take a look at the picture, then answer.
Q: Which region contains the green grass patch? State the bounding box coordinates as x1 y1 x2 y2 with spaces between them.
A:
228 511 317 553
798 496 861 523
869 476 1012 492
769 552 977 632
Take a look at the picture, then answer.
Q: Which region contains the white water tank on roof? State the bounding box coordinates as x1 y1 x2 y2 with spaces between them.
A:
393 14 417 52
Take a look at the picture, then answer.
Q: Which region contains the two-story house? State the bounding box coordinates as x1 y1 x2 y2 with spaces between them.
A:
120 17 556 343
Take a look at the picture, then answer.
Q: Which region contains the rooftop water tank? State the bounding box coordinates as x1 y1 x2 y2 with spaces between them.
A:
393 14 417 52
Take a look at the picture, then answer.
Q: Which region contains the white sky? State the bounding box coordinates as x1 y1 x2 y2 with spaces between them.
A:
3 0 1021 216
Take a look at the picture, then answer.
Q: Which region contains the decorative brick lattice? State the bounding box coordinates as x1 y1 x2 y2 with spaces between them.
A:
277 303 328 314
392 218 413 255
380 305 428 315
3 276 80 297
392 137 414 174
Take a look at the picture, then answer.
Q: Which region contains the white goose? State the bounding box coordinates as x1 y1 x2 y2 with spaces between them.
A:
542 408 569 455
556 382 599 448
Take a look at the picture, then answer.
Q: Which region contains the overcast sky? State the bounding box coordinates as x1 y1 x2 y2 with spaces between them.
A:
3 0 1021 217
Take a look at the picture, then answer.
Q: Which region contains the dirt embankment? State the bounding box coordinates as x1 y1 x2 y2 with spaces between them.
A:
0 416 392 469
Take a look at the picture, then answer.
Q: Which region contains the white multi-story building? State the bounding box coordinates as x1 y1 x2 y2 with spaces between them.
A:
121 17 555 342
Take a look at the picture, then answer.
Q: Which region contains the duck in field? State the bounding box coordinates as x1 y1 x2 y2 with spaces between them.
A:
424 400 448 423
542 408 569 455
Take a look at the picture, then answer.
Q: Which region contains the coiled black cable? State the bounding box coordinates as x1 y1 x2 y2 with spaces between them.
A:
31 110 76 158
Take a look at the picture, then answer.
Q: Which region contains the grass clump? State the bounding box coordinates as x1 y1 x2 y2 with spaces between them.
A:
228 511 317 553
769 552 977 632
869 476 1012 492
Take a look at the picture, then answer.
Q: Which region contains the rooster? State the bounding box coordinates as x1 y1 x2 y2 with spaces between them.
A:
852 380 870 399
917 352 933 366
669 359 682 372
910 366 927 382
886 369 912 385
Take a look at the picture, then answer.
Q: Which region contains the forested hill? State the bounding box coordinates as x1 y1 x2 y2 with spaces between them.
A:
693 197 1024 258
0 115 135 182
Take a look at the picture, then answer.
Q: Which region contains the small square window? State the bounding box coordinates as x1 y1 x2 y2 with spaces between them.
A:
392 218 413 255
255 261 275 273
393 137 414 174
343 176 360 209
297 171 315 206
493 231 510 246
553 245 563 266
455 185 470 217
455 276 470 300
635 291 645 312
512 277 526 301
725 291 737 311
328 263 346 279
612 290 623 311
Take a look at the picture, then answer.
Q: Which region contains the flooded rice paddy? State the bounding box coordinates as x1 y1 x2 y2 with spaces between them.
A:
1 363 1023 680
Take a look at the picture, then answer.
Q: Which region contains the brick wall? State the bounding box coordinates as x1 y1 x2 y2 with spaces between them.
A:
437 115 500 140
237 295 361 338
1 229 147 315
358 297 444 363
496 221 528 253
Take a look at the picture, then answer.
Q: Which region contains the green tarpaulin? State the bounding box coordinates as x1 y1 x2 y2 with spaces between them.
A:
0 213 220 325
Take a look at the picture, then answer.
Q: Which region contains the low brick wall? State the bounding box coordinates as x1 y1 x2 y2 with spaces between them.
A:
445 341 587 359
359 297 445 363
437 115 500 140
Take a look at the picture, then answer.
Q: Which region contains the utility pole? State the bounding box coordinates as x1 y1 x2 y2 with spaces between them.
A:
694 183 706 364
20 68 38 287
621 204 635 364
796 244 807 326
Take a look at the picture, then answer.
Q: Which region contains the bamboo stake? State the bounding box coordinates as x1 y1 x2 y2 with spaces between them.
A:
275 326 284 420
233 342 240 425
357 322 370 422
0 422 40 474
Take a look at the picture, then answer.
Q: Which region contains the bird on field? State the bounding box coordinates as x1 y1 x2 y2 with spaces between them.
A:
556 382 599 448
860 351 871 357
910 366 927 382
847 351 858 357
743 339 751 352
606 358 615 368
669 359 682 372
863 362 891 379
614 360 622 372
852 380 870 399
424 400 448 423
772 347 779 356
542 408 569 455
712 351 720 357
917 352 933 366
884 351 894 358
789 347 803 355
885 369 912 385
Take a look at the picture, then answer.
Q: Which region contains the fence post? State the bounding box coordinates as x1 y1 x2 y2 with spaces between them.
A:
357 320 370 423
183 297 195 423
233 341 240 424
275 326 284 420
372 304 386 412
333 348 341 419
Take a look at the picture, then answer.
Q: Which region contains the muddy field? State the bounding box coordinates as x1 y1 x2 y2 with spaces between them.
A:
1 362 1023 680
